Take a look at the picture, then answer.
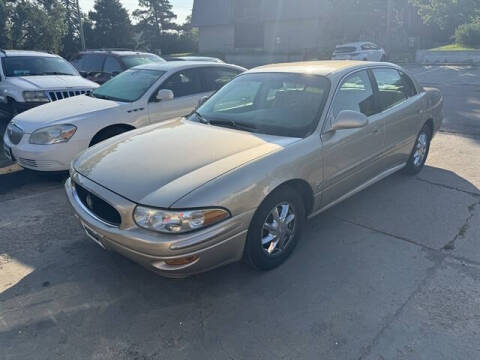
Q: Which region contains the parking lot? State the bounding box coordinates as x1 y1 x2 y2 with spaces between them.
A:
1 65 479 359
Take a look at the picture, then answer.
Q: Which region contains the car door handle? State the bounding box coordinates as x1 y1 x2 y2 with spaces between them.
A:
372 127 380 134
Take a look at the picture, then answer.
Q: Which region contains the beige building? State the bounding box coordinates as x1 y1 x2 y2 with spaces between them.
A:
192 0 326 53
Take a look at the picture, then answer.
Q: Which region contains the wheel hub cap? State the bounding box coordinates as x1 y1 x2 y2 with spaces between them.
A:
261 202 296 255
413 132 428 167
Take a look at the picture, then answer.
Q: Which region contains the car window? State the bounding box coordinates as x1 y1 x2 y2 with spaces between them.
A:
200 67 241 92
399 71 418 97
372 68 410 111
70 54 83 69
2 56 78 77
80 54 105 73
92 69 165 102
335 46 357 54
331 70 377 118
161 69 202 98
103 56 122 74
194 73 330 138
121 54 165 68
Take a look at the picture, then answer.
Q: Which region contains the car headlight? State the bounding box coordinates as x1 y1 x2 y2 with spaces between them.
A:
29 124 77 145
134 206 230 234
23 91 49 102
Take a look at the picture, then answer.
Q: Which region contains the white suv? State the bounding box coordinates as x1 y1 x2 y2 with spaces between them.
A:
0 50 98 117
331 42 386 62
3 61 245 171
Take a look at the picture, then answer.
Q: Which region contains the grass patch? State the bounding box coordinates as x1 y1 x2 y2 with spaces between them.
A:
430 44 477 51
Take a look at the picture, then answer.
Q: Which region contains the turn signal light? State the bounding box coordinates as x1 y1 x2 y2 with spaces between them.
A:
164 256 199 266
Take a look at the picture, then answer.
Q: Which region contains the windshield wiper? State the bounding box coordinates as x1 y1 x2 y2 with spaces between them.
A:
193 111 209 124
209 119 257 132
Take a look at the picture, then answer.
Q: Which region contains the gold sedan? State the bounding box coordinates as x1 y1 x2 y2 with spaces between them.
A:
65 61 443 277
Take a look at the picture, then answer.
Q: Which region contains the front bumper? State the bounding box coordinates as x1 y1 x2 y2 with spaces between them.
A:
65 173 253 278
3 130 89 171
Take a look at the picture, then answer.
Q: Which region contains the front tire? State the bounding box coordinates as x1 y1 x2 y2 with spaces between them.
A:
403 124 432 175
244 187 306 270
89 127 131 146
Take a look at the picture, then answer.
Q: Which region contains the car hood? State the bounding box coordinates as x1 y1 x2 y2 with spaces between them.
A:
6 75 98 90
13 95 122 133
74 119 300 207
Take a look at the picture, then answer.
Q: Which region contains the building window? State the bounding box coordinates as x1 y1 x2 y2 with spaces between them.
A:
234 23 264 49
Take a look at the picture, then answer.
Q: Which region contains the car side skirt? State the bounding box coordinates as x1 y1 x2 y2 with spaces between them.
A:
308 163 406 219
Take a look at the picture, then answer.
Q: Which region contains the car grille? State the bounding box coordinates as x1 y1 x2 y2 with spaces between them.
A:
48 89 92 102
74 183 122 226
17 158 59 169
7 123 24 145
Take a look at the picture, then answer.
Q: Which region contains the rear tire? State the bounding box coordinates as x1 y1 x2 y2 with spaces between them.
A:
89 127 132 146
244 186 306 271
403 124 432 175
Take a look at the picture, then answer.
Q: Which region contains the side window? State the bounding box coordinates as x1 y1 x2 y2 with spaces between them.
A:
161 69 201 98
81 54 105 73
399 71 418 97
331 70 377 118
200 67 240 92
372 68 409 111
103 56 122 74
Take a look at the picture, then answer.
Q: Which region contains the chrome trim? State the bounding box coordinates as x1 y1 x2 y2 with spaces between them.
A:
47 89 92 102
70 180 118 228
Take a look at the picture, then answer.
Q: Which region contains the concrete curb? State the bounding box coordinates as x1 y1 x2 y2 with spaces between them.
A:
416 49 480 65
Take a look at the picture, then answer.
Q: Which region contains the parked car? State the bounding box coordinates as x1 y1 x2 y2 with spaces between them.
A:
70 50 166 84
3 61 245 171
64 61 443 278
167 56 224 63
332 42 386 61
0 50 98 117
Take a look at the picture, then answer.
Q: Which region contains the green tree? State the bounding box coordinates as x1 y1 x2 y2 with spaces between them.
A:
133 0 177 50
9 0 66 52
409 0 480 35
88 0 134 49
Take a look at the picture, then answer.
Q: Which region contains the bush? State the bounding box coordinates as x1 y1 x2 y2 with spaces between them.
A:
455 22 480 48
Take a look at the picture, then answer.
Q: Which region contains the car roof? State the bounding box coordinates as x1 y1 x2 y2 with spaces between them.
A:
248 60 397 77
132 61 244 72
79 50 159 57
0 50 58 57
336 42 375 47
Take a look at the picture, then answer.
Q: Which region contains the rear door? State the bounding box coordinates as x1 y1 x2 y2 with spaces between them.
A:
320 70 385 206
370 68 426 167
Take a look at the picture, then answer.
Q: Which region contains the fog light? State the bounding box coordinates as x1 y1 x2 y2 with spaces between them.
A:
164 256 199 266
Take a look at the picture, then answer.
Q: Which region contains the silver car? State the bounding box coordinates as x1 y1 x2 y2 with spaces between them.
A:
65 61 443 278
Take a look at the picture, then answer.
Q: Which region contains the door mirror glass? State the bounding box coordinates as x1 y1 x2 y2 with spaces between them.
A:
156 89 174 102
330 110 368 131
197 95 209 108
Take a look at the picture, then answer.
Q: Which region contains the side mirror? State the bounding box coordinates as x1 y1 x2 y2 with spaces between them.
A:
79 71 88 78
197 95 209 108
329 110 368 132
156 89 174 102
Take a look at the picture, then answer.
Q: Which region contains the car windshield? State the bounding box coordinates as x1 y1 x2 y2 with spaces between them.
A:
122 54 165 68
192 73 331 138
92 69 165 102
2 56 79 77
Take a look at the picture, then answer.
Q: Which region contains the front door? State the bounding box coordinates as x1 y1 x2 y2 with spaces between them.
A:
148 68 209 124
320 70 385 206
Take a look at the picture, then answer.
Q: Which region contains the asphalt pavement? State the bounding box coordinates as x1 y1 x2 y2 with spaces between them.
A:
0 65 479 360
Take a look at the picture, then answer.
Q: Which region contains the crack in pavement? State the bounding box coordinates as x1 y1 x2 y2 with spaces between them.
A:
415 176 480 197
443 200 480 251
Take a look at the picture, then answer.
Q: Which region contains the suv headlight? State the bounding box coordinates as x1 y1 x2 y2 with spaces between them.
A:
134 206 230 234
29 124 77 145
23 91 49 102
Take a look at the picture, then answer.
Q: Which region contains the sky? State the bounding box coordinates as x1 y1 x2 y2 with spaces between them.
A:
79 0 194 24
